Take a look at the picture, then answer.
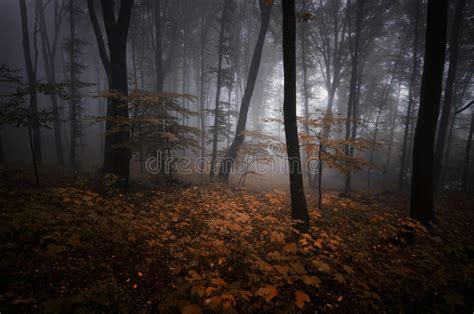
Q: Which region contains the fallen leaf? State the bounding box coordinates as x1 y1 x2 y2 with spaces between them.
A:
256 259 273 272
210 277 227 286
334 273 345 283
275 265 290 276
256 285 278 302
342 265 354 274
313 260 331 272
187 270 202 282
283 243 298 255
295 290 310 309
301 275 321 288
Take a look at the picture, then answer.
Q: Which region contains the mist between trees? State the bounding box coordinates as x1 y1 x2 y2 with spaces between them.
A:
0 0 473 227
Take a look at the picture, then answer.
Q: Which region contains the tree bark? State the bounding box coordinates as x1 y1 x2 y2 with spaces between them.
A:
68 0 78 167
37 0 65 164
462 110 474 191
20 0 42 164
344 0 364 193
0 128 4 163
87 0 134 187
199 17 209 160
219 0 272 180
433 0 467 189
155 0 163 92
210 0 232 178
410 0 449 224
282 0 309 231
301 1 312 188
398 0 420 190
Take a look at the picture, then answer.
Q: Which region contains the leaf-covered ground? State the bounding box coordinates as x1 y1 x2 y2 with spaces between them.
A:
0 167 473 313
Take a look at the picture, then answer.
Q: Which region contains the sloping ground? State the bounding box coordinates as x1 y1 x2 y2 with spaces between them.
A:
0 170 473 313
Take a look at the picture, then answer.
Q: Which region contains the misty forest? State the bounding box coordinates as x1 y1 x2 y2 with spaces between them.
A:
0 0 473 312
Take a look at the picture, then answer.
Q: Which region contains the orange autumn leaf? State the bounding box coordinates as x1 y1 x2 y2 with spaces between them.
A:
314 239 324 249
301 275 321 288
313 260 331 272
255 259 274 272
237 290 253 301
290 262 307 275
274 264 290 276
334 273 346 283
187 270 202 282
256 285 278 302
283 243 298 255
343 265 354 274
210 277 227 286
295 290 311 309
270 231 285 243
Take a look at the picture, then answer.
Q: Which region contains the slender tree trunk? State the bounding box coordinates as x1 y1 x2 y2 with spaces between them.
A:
199 18 208 160
398 0 420 190
155 0 163 92
399 0 420 190
368 36 407 187
442 110 456 183
385 83 401 171
462 111 474 191
443 74 472 182
68 0 78 166
219 0 272 180
344 0 364 193
282 0 309 231
182 30 188 126
0 128 4 163
300 0 312 188
318 139 323 209
410 0 448 224
28 125 40 187
37 0 64 164
210 0 231 178
20 0 42 165
433 0 467 189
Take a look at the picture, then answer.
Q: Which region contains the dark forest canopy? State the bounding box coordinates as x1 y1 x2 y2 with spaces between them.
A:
0 0 473 312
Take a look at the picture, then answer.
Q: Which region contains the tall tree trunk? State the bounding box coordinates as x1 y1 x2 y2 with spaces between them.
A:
219 0 272 180
199 17 208 160
68 0 78 166
462 111 474 191
37 0 64 164
443 73 472 182
410 0 448 224
368 36 408 187
385 83 401 171
20 0 42 165
210 0 232 178
282 0 309 231
300 0 312 187
344 0 364 193
433 0 467 189
87 0 134 187
155 0 163 92
0 128 4 162
399 0 420 190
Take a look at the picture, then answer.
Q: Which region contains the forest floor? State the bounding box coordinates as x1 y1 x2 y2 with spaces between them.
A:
0 166 473 313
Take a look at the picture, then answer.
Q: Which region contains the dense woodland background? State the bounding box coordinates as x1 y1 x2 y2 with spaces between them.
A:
0 0 473 312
